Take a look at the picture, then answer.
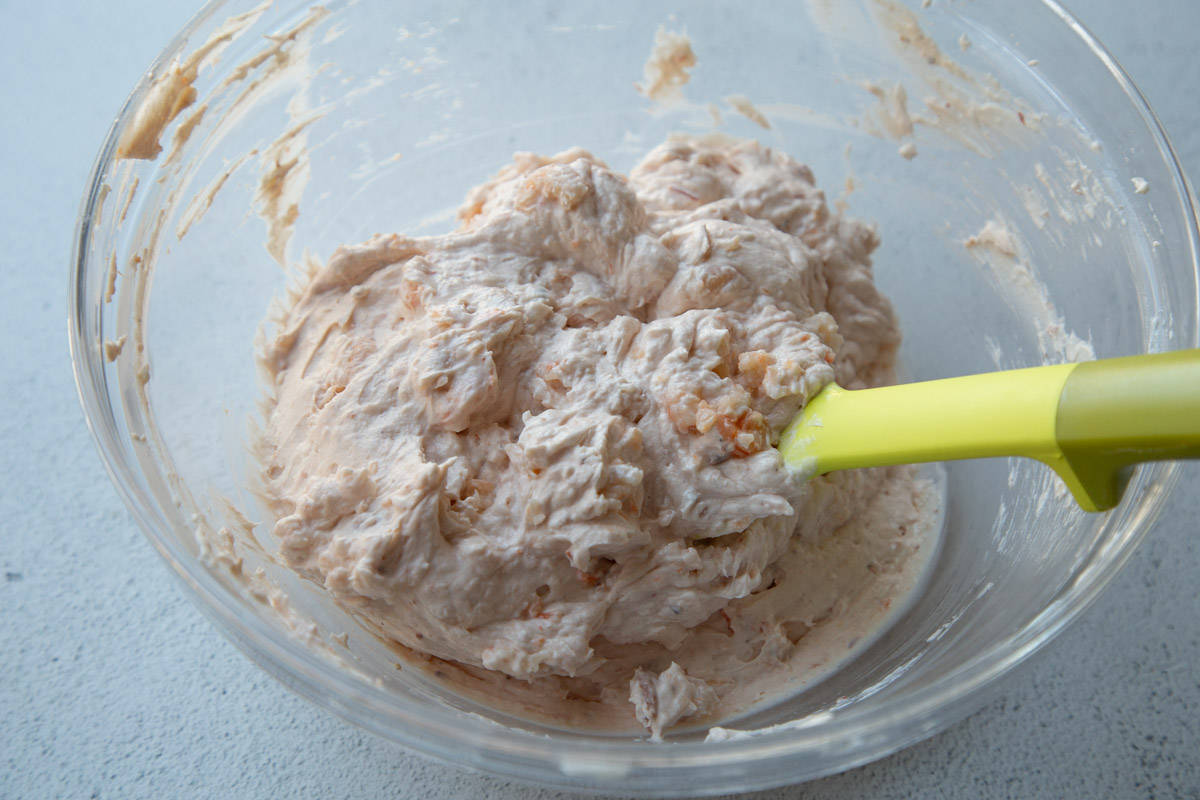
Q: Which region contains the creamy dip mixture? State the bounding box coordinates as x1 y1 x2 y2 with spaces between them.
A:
257 135 938 737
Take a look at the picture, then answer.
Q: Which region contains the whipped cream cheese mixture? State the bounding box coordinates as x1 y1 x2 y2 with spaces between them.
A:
257 135 939 737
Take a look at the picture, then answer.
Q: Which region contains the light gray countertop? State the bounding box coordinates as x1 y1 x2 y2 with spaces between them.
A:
2 1 1197 797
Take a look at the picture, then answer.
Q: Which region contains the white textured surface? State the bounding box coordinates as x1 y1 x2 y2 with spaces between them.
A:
2 1 1198 797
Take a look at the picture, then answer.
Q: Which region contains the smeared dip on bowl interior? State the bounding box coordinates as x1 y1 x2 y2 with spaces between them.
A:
257 134 941 738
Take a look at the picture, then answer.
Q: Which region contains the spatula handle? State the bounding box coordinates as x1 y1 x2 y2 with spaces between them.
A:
1055 349 1200 509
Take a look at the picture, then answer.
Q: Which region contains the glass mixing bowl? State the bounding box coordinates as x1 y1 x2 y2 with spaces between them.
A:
70 0 1199 794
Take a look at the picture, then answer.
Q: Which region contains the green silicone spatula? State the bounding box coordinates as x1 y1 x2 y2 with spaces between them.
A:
779 349 1200 512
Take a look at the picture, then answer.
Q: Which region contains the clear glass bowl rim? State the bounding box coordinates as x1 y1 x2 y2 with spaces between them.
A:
68 0 1200 791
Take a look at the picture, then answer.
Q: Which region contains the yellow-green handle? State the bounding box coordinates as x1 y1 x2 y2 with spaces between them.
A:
778 349 1200 512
